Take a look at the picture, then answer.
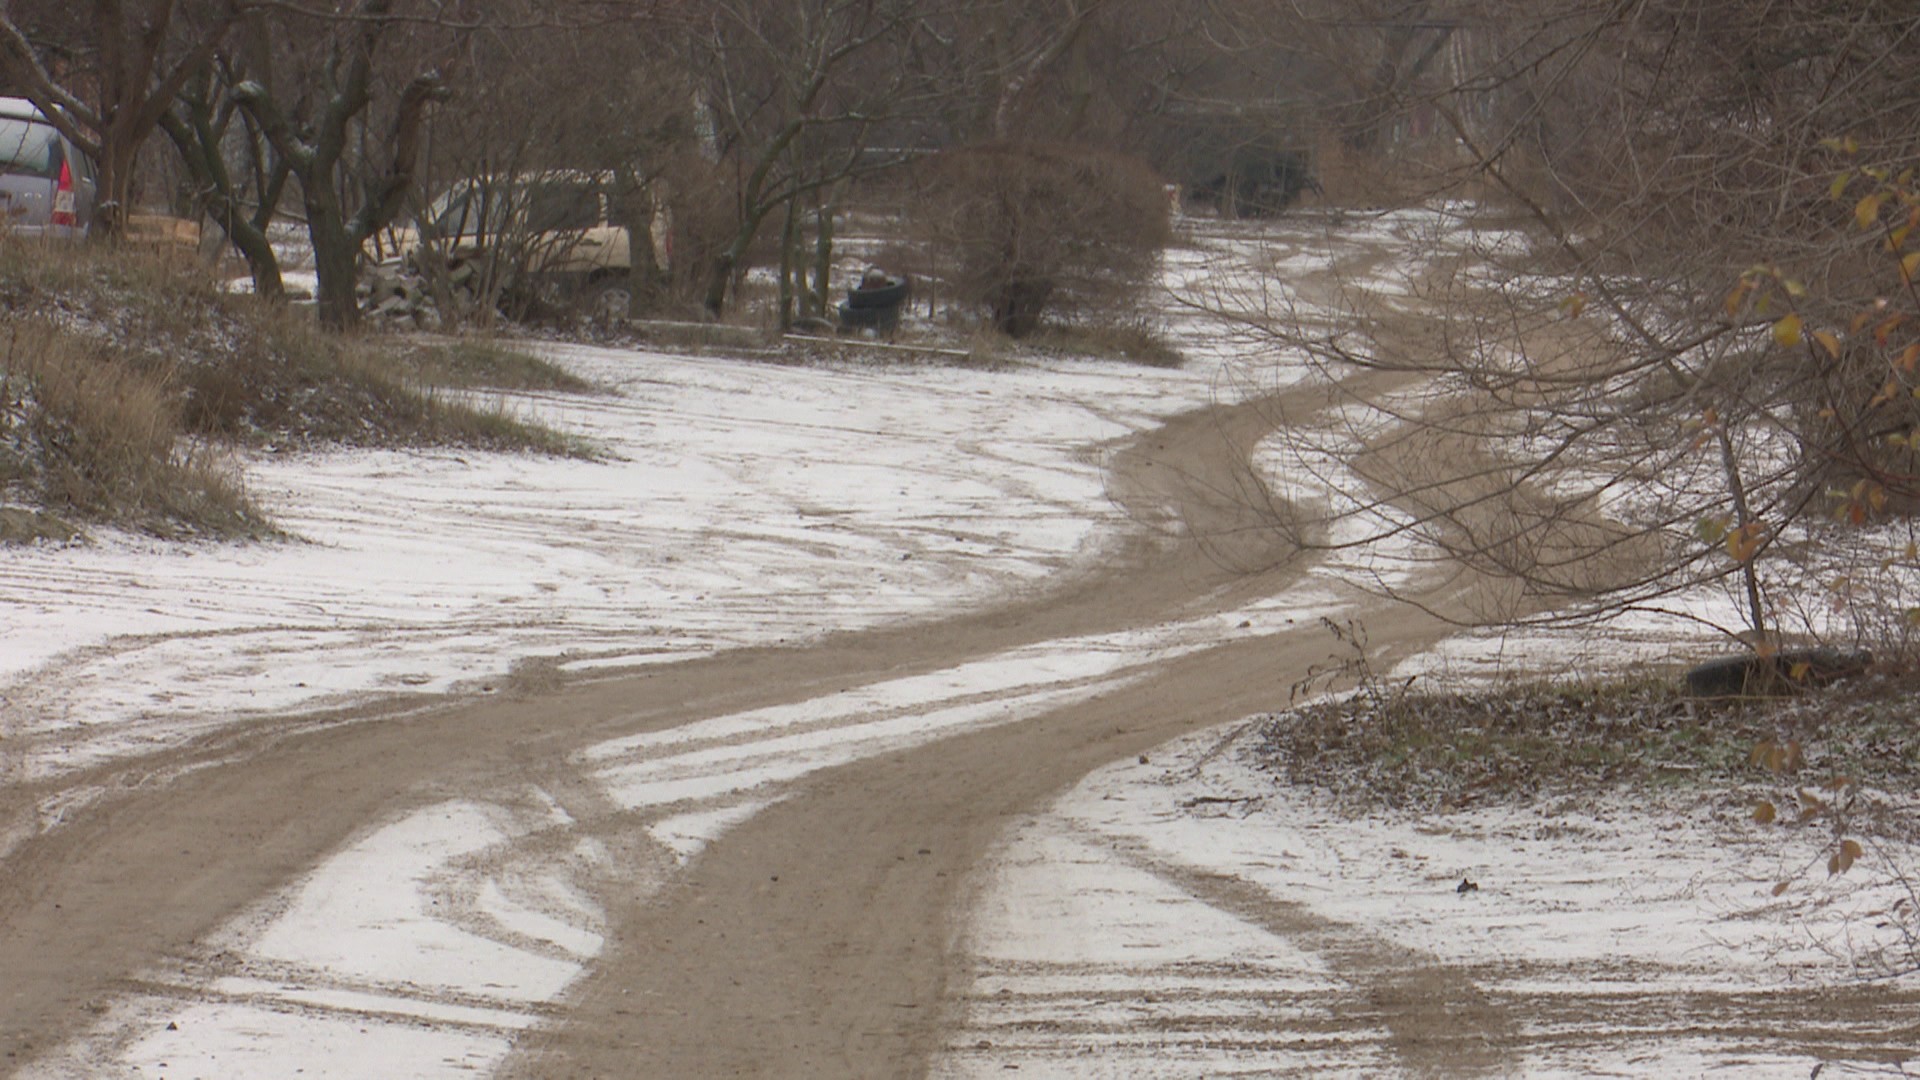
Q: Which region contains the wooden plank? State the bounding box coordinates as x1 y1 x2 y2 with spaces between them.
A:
782 333 971 359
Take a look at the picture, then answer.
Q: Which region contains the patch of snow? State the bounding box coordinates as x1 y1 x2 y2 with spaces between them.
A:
224 800 586 1004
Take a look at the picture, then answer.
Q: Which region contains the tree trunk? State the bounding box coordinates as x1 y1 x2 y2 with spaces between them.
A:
811 201 834 317
306 192 362 330
702 251 736 319
96 141 141 239
228 218 286 302
159 107 287 303
777 194 798 330
238 231 286 302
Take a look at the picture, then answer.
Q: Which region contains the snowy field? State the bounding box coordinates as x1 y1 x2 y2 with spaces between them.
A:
6 212 1914 1077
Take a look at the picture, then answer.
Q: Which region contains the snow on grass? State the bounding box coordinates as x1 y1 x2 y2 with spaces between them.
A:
937 713 1920 1077
7 219 1376 1077
0 333 1253 785
20 208 1859 1077
13 212 1441 791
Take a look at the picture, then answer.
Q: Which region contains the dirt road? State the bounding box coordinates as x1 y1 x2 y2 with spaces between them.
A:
0 369 1486 1077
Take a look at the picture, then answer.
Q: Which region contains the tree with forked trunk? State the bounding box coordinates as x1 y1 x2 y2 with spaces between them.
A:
227 0 449 328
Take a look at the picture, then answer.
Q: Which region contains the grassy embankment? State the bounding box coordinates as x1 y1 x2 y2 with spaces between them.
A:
0 242 592 544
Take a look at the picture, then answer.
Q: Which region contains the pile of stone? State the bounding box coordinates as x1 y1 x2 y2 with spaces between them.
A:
358 261 437 326
358 260 497 326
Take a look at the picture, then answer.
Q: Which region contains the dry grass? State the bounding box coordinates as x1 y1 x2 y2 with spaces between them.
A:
388 339 599 394
0 240 591 542
1027 318 1185 368
0 321 266 538
1253 666 1920 814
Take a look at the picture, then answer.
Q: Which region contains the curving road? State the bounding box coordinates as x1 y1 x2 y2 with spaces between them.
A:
0 359 1497 1078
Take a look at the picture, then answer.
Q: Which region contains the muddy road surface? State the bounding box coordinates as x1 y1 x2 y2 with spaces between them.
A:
0 370 1494 1078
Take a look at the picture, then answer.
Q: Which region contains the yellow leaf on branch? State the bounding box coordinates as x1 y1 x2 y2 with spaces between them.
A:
1726 522 1767 562
1723 280 1751 317
1773 314 1803 347
1858 191 1888 229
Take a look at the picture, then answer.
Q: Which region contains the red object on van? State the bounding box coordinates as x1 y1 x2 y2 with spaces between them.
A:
51 158 75 226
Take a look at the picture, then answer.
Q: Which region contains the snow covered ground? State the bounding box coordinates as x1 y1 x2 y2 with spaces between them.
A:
936 724 1920 1078
0 342 1224 784
7 212 1914 1077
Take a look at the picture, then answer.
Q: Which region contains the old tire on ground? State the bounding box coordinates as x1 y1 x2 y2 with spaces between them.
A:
845 276 910 310
838 300 901 331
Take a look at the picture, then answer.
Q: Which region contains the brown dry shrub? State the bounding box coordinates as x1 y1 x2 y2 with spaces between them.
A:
0 239 589 541
0 321 263 538
912 143 1171 337
0 239 584 456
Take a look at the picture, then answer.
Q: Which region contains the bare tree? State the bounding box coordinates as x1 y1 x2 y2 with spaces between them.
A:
685 0 948 320
1206 0 1920 650
400 7 690 325
158 48 291 300
227 0 449 328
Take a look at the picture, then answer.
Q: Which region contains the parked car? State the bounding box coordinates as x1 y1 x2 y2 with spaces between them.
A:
380 170 668 322
0 97 97 239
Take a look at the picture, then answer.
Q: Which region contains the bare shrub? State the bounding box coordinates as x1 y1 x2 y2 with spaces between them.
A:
912 143 1171 338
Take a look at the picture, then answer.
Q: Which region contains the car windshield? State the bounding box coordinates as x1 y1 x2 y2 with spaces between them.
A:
429 185 514 236
524 182 600 232
0 118 59 178
426 177 603 237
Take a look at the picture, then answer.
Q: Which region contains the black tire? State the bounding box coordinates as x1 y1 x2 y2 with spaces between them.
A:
838 300 900 330
845 276 910 310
